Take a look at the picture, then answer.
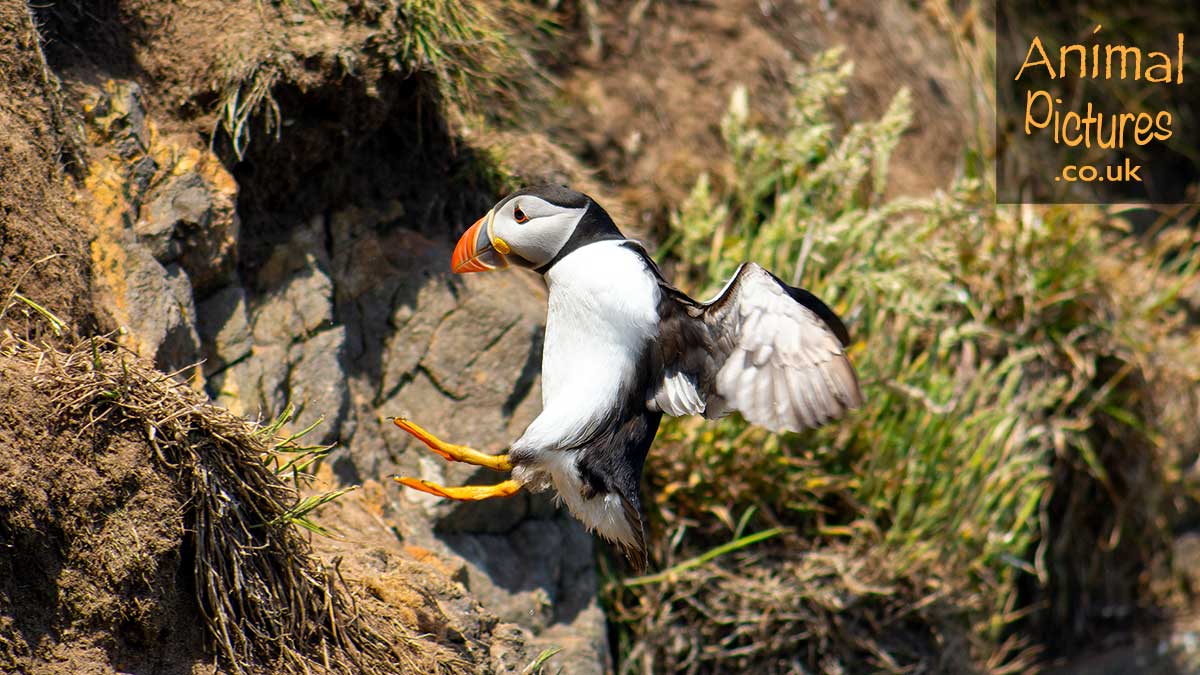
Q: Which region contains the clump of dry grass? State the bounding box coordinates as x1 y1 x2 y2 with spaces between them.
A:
396 0 556 120
2 334 444 674
210 0 554 159
214 55 283 161
609 544 979 674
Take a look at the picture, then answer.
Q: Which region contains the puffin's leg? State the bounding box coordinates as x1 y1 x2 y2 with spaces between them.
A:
391 417 512 471
392 476 523 500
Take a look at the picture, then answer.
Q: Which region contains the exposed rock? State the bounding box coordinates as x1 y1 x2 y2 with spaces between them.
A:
443 518 610 675
252 216 334 344
138 168 240 295
306 476 549 674
196 285 252 375
330 221 546 491
157 263 203 373
210 215 342 438
488 622 540 674
251 263 335 346
91 227 201 374
286 326 348 444
81 79 241 377
135 183 184 262
166 155 240 296
73 76 612 675
210 342 289 422
81 81 240 292
71 45 614 675
82 79 151 160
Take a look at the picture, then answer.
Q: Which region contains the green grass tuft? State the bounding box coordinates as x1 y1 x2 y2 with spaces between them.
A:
397 0 557 122
258 402 358 538
521 647 563 675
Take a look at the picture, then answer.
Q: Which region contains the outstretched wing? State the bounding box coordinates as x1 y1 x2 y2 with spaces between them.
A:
649 261 863 433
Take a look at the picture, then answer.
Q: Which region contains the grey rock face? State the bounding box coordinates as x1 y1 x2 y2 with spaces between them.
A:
139 169 240 294
85 79 240 301
115 229 202 374
253 216 335 344
82 77 606 673
251 264 335 345
443 517 610 675
286 326 348 444
196 285 252 376
136 162 239 296
84 80 234 378
211 216 345 444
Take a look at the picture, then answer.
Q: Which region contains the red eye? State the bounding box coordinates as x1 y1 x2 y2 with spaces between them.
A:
513 206 528 223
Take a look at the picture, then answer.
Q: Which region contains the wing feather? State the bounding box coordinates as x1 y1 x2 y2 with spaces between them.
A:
648 261 863 433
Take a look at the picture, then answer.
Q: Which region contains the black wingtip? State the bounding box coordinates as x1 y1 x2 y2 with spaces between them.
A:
780 283 852 347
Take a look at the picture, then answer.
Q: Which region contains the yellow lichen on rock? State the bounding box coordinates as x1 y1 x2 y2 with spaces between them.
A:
79 79 239 388
85 158 134 322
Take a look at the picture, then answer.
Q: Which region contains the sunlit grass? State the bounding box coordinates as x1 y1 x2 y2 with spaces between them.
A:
258 402 358 538
398 0 558 123
607 47 1200 673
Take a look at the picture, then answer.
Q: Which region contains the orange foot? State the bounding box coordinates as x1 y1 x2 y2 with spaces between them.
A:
393 476 523 501
391 417 512 471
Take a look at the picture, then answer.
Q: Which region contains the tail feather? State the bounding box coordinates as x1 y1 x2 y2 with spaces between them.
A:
619 495 648 573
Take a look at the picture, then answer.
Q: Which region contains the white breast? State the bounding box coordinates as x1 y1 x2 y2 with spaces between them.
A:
509 240 660 548
519 240 660 450
504 239 662 542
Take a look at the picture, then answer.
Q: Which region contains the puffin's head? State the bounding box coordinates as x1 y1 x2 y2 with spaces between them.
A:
452 185 622 274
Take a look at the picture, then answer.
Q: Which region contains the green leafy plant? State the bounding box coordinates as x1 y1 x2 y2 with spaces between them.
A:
258 402 358 538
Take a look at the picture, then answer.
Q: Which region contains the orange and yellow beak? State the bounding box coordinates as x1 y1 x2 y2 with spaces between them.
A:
452 210 508 274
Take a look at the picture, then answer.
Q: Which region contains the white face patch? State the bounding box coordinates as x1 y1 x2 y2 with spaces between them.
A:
489 195 587 268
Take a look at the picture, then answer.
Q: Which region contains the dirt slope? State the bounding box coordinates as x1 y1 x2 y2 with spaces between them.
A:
0 336 533 675
0 347 212 674
0 2 100 339
544 0 975 227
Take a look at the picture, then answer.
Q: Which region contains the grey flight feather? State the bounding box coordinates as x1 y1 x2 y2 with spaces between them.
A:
643 256 864 433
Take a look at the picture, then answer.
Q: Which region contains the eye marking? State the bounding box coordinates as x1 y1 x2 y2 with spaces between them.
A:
513 205 529 224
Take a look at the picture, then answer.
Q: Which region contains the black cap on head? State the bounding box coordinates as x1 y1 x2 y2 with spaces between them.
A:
536 188 624 273
496 184 591 211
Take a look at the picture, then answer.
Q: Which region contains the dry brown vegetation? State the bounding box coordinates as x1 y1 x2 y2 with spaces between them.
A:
0 334 489 674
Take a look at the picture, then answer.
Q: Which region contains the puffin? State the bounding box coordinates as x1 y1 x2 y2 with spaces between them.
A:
392 185 863 571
